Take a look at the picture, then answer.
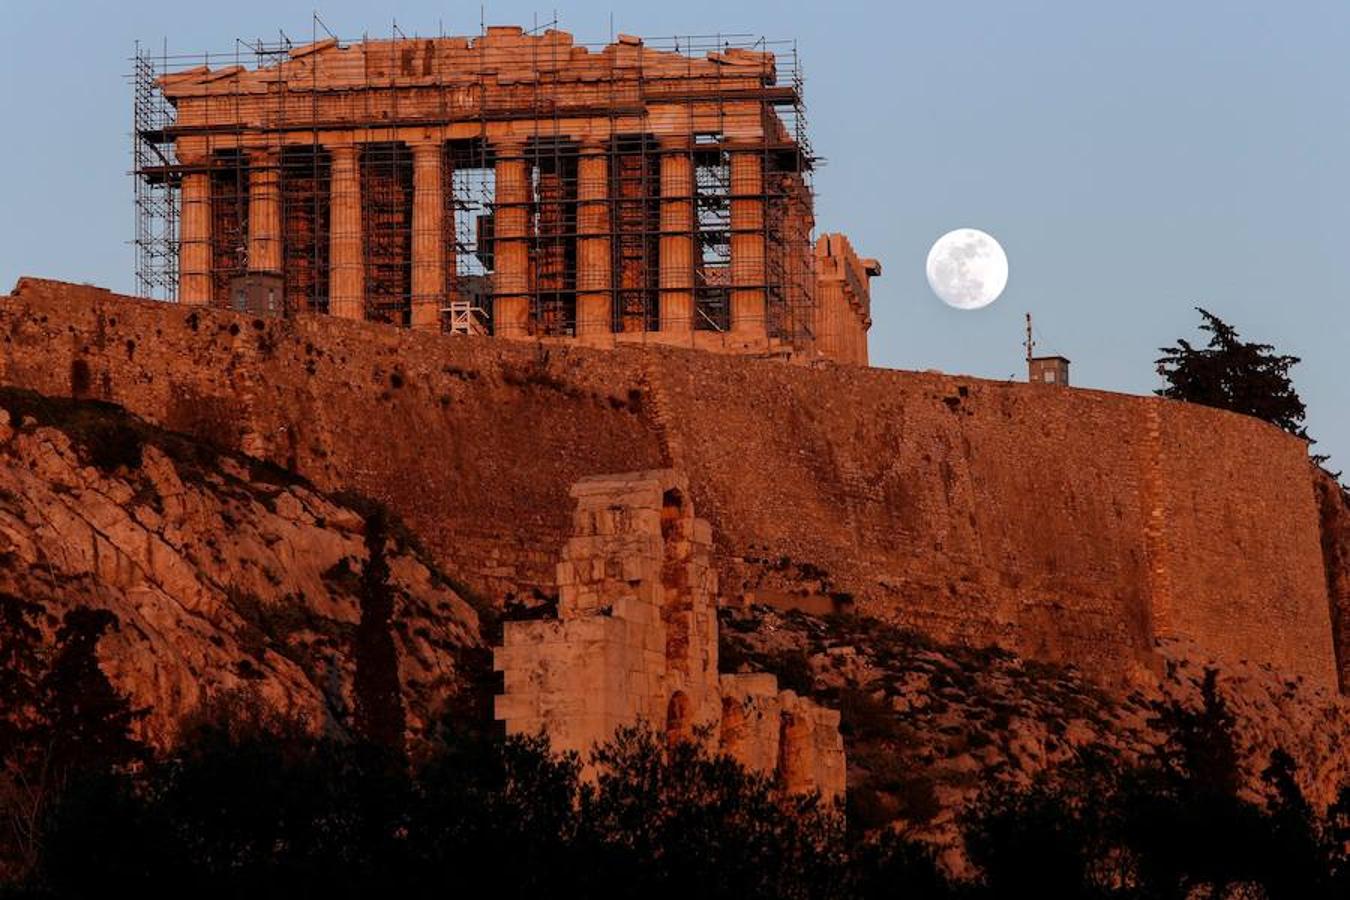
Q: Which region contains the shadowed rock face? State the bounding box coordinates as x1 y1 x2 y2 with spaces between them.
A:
0 389 482 747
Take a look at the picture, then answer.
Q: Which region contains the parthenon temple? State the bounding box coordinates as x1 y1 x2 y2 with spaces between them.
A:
135 26 880 362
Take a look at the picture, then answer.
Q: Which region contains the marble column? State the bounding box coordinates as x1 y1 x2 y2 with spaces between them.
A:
179 162 212 305
247 150 282 274
411 140 446 331
493 138 530 339
659 138 695 338
729 147 766 341
328 144 364 321
575 139 611 339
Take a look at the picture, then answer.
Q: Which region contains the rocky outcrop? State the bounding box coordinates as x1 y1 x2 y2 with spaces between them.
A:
0 389 482 746
720 604 1350 856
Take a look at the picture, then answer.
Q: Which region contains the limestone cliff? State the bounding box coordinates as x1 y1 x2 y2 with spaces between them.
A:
0 388 482 746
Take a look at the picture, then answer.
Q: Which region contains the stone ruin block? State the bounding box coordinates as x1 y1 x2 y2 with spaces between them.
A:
493 468 846 801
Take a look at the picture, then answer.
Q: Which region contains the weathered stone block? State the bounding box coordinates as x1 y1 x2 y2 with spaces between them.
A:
494 469 845 797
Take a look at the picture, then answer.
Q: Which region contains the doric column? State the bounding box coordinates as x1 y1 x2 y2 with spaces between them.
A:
575 139 612 339
179 161 212 305
328 144 364 321
410 140 445 331
247 150 282 275
492 139 530 339
659 138 695 338
729 146 766 341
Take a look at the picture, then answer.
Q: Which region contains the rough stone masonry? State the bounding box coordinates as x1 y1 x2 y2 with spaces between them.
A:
494 469 845 796
0 277 1343 698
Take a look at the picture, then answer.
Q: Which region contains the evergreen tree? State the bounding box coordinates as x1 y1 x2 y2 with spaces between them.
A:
1122 667 1267 898
37 607 144 779
352 507 407 758
1257 747 1334 898
1158 667 1240 797
1157 308 1310 439
1327 783 1350 894
0 594 44 763
584 725 848 900
961 752 1120 899
0 594 45 878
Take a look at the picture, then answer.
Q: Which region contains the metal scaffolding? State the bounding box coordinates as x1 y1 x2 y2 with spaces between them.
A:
131 20 819 348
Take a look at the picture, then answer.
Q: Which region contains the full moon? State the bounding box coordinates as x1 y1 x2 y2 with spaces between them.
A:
925 228 1009 310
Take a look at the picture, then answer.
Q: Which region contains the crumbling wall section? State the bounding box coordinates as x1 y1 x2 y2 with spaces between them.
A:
494 469 845 798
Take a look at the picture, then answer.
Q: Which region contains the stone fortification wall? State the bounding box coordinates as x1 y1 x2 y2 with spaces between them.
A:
1315 472 1350 693
0 278 1338 690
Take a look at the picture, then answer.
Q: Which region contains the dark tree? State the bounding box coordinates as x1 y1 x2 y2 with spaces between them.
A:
0 594 45 878
1154 667 1240 797
848 829 951 900
0 595 44 762
352 506 407 757
1157 308 1309 438
1120 668 1269 898
37 607 144 778
14 693 1350 900
2 606 143 885
1256 747 1335 899
584 725 848 900
1328 783 1350 894
961 753 1120 899
410 727 582 898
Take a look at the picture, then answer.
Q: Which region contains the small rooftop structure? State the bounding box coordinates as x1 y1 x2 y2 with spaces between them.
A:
1029 355 1071 386
1024 313 1069 386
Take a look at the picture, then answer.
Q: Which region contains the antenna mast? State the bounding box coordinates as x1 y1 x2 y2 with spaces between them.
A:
1025 312 1034 361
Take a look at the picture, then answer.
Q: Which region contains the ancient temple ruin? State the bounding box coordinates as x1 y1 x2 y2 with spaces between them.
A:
133 26 879 360
493 470 845 799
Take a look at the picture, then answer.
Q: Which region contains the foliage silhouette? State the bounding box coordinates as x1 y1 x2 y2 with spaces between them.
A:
0 595 43 766
959 669 1349 899
38 608 145 779
352 505 407 758
583 725 847 899
4 662 1349 899
1156 308 1309 439
0 603 146 884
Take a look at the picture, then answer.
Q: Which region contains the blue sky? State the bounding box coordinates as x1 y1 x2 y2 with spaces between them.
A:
1 1 1346 470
